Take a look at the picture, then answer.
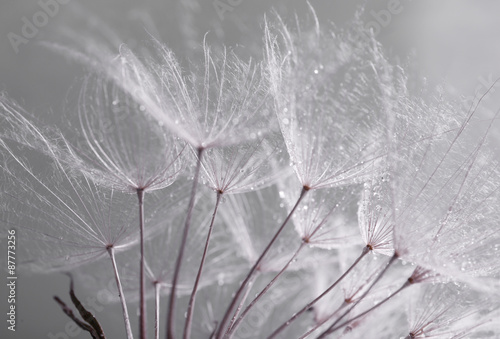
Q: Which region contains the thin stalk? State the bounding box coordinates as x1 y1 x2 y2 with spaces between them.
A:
317 253 399 338
227 274 258 330
167 147 204 339
299 304 347 339
107 246 134 339
137 189 147 339
217 186 309 339
322 280 410 336
184 191 222 339
228 242 307 337
267 246 370 339
155 282 161 339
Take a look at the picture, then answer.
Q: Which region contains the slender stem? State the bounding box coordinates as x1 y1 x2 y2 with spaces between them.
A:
167 147 204 339
137 189 147 339
228 242 307 337
227 274 258 330
297 303 347 339
317 253 399 338
267 246 370 339
323 280 410 336
108 247 134 339
184 191 222 339
217 186 309 339
155 282 161 339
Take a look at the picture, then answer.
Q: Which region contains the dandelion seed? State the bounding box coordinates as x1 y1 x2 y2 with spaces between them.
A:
0 121 139 272
60 75 184 194
406 284 497 339
265 12 392 190
199 135 289 195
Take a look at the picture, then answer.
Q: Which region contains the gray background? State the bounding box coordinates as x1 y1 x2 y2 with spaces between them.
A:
1 0 500 338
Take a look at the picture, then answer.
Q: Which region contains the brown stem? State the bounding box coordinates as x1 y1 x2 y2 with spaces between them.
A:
137 189 146 339
108 247 134 339
228 242 306 337
167 147 204 339
297 303 347 339
227 274 259 330
217 186 309 339
322 280 410 336
184 191 222 339
316 253 399 338
267 246 370 339
155 282 161 339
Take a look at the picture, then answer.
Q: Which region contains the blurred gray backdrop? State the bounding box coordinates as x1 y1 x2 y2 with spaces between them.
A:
1 0 500 338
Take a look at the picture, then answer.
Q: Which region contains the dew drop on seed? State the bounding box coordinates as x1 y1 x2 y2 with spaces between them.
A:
217 273 225 286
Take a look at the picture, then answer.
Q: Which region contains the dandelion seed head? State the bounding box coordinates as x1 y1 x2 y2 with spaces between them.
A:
60 75 184 193
279 175 361 249
406 283 496 339
265 14 394 190
1 138 139 273
199 133 289 195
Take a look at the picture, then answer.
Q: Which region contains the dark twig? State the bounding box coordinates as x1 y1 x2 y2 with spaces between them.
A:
53 296 98 338
54 275 106 339
68 276 106 339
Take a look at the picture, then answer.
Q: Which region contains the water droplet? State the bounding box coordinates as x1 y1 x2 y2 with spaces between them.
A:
217 273 225 286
